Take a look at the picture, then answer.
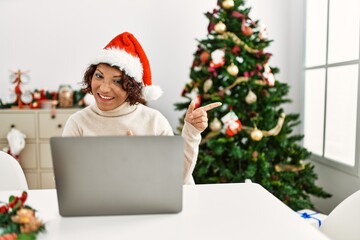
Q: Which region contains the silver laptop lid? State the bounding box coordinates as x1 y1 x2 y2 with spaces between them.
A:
50 136 183 217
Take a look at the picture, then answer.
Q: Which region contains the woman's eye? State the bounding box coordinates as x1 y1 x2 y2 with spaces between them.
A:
114 79 123 85
95 73 103 79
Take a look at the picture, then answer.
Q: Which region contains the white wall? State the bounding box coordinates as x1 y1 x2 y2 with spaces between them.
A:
0 0 291 132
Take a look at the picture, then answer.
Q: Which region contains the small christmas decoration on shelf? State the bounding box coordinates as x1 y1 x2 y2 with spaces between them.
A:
31 89 58 110
58 85 74 108
8 70 33 109
0 191 45 239
0 87 87 110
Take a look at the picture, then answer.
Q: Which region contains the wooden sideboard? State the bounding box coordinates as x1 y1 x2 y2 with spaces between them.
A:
0 108 78 189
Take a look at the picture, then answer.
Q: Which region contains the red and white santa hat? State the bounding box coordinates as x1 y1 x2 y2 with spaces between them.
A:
89 32 163 101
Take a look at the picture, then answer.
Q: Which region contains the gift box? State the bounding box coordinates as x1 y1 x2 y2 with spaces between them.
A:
297 209 328 228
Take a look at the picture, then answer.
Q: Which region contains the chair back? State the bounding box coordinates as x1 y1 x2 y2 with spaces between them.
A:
0 151 29 190
319 189 360 240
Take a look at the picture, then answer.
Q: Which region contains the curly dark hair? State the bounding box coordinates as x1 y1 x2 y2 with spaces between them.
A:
82 64 145 105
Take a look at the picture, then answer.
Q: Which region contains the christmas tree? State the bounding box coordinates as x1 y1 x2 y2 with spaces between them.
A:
174 0 331 210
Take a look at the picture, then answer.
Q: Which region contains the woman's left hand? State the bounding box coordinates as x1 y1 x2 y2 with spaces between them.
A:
185 101 222 132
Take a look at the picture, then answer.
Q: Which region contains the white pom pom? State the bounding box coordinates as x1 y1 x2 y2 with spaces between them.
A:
142 85 163 101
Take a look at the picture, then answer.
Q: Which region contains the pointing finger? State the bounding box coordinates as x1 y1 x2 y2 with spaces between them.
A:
127 130 134 136
201 102 222 112
187 101 196 114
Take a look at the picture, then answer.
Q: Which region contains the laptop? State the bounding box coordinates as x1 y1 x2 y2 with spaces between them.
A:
50 135 184 217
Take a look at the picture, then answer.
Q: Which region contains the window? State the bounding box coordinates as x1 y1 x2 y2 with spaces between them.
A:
303 0 360 174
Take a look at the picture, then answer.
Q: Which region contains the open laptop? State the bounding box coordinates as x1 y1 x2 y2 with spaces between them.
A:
50 135 184 217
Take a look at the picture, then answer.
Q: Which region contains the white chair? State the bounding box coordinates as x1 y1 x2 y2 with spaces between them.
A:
319 189 360 240
0 150 29 190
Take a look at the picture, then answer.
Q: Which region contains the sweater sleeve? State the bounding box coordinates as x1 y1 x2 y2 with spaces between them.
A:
181 121 202 185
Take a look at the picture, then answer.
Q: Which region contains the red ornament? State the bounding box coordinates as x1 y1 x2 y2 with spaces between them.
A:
241 18 253 36
231 45 241 54
221 111 243 136
242 26 253 36
192 60 200 67
209 61 224 68
194 94 201 109
200 51 210 63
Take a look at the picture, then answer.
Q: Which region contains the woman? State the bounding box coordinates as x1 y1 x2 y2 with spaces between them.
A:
62 32 221 184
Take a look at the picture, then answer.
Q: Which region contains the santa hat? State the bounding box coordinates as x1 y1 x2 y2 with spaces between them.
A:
89 32 163 101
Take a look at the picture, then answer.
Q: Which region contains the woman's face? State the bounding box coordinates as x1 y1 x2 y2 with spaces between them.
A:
91 64 128 111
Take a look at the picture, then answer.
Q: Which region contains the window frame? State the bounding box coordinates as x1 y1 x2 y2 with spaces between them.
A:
303 0 360 176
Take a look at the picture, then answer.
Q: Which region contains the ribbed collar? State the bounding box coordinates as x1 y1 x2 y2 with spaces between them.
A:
90 102 137 117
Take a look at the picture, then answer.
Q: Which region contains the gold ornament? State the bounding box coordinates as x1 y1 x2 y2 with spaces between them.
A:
214 21 227 34
226 63 239 76
203 79 213 93
251 128 263 141
210 117 222 132
222 0 235 9
245 90 257 104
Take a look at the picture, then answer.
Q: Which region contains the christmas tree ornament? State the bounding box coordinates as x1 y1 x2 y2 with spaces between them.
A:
267 73 275 86
242 25 253 36
203 79 213 93
221 111 242 136
189 88 201 108
221 103 228 111
252 151 259 160
194 66 202 72
236 56 244 63
263 63 275 86
214 21 227 34
194 94 202 109
245 90 257 104
241 18 253 36
210 117 222 131
250 128 263 141
200 51 210 63
210 49 226 68
226 63 239 76
222 0 234 9
231 45 241 54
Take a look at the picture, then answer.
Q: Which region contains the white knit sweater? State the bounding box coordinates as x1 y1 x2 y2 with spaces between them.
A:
62 102 201 184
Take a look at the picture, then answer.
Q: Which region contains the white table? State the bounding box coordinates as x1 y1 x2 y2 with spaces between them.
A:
0 183 330 240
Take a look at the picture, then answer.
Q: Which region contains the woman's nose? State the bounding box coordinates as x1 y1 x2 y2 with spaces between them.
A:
99 79 111 92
